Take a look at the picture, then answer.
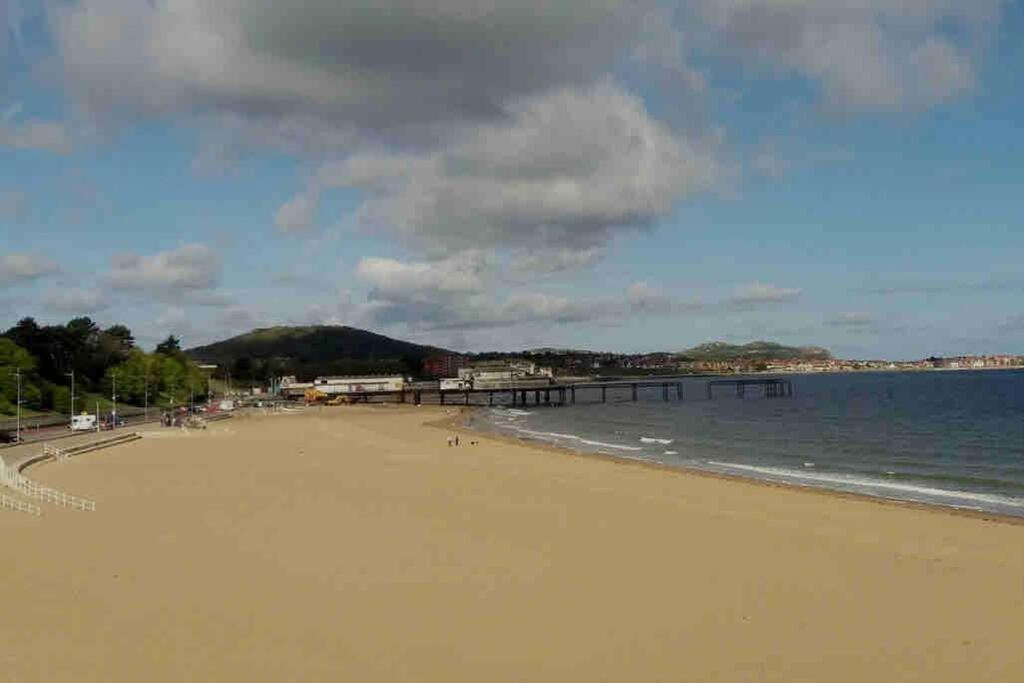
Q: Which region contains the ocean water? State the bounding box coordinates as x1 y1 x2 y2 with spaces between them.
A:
468 371 1024 517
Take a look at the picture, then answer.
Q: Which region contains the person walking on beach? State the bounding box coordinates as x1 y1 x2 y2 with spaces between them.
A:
455 435 460 447
447 435 453 447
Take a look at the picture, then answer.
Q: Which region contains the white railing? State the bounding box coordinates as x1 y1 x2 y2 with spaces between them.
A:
43 443 67 460
0 455 96 512
1 493 41 516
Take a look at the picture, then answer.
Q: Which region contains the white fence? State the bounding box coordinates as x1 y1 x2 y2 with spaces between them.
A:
0 454 96 513
1 493 41 516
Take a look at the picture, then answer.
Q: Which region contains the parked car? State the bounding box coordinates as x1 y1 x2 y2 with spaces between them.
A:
0 431 20 444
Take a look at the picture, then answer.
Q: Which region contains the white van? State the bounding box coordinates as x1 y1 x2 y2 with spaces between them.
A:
71 414 97 431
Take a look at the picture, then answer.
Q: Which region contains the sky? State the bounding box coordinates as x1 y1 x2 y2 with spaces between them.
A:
1 0 1022 360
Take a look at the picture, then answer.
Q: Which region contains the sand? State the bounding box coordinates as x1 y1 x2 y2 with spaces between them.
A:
2 405 1022 682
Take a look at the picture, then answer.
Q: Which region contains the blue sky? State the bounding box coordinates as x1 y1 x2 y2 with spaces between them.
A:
1 1 1021 359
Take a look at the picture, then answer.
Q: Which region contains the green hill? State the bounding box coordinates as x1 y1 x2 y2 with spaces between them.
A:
682 341 831 362
186 326 448 379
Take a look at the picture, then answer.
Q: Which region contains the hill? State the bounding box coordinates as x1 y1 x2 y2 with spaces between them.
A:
186 326 448 379
682 341 831 362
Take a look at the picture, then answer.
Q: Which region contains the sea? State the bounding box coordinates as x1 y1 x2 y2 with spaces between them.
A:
468 370 1024 518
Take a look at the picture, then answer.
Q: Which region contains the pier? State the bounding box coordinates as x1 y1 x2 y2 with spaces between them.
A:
706 378 793 399
307 377 795 407
328 380 687 408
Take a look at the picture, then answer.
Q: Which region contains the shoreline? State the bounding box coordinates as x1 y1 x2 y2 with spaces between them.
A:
445 405 1024 527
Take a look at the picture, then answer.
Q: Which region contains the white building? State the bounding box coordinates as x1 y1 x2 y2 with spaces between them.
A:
312 376 406 394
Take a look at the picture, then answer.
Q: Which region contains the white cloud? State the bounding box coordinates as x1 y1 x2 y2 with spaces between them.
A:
0 105 73 153
103 244 221 294
680 0 1000 113
153 306 190 337
41 287 107 314
274 189 320 235
356 251 494 297
510 247 607 276
313 83 720 250
728 282 802 308
0 252 60 287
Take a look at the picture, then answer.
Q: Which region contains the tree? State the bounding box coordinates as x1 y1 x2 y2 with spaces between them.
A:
0 338 42 415
104 325 135 353
156 335 182 356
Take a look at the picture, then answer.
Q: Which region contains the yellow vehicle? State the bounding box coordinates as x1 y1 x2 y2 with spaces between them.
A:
326 395 352 406
304 388 328 404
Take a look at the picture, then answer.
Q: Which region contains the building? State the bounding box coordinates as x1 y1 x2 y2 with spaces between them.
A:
279 376 314 399
424 354 466 378
312 376 406 394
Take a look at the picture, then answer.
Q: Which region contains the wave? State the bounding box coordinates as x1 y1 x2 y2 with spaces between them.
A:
640 437 674 445
512 427 643 452
705 461 1024 511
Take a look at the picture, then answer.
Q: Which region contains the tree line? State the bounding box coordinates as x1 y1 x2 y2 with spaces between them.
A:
0 317 209 417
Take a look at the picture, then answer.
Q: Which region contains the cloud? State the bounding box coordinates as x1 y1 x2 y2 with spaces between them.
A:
510 247 607 276
102 244 221 294
41 287 108 314
0 105 73 153
728 282 802 308
826 312 876 329
352 252 701 332
0 189 28 220
153 306 191 338
311 83 720 250
679 0 1000 113
48 0 640 139
274 189 320 235
356 251 494 296
0 252 60 287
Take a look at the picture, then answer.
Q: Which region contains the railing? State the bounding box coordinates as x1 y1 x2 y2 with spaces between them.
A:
43 442 67 460
1 493 42 516
1 451 97 512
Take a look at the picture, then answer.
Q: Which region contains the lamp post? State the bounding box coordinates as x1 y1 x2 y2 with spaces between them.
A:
111 372 118 430
144 374 149 423
65 370 75 428
10 368 21 443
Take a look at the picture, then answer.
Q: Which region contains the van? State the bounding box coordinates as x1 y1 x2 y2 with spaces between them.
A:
71 414 97 431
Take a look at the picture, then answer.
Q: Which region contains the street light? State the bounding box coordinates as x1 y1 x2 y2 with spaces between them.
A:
65 370 75 427
10 368 21 444
111 372 118 430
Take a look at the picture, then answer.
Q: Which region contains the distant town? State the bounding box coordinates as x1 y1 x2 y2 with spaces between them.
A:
422 350 1024 380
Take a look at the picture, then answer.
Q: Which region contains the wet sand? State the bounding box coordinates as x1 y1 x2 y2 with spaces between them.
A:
2 405 1022 681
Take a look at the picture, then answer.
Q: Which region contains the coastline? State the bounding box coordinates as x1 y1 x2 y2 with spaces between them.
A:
451 405 1024 527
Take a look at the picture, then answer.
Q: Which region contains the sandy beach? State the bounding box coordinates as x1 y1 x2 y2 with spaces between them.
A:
2 405 1022 682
